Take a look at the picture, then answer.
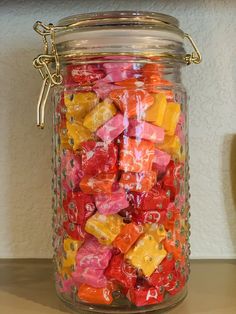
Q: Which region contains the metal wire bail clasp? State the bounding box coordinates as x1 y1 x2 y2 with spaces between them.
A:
184 33 202 65
33 21 63 129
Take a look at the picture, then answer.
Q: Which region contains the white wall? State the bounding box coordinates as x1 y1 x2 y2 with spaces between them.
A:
0 0 236 258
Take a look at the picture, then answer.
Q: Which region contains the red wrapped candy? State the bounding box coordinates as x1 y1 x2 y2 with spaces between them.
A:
127 286 164 306
63 191 95 225
105 254 137 289
66 64 105 86
81 141 118 175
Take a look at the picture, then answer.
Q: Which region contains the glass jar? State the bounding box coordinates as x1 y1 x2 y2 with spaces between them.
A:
33 11 201 314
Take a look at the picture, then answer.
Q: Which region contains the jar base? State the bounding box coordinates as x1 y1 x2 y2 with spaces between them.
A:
57 286 187 314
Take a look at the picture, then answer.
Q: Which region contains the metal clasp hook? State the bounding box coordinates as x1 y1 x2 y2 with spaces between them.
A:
184 33 202 65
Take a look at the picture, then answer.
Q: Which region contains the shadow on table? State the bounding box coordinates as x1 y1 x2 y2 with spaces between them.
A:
0 259 69 313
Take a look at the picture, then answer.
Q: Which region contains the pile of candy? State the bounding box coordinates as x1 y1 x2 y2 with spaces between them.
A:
53 58 190 308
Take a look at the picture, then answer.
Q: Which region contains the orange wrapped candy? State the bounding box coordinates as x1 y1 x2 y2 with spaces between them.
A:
78 283 114 305
109 89 154 118
113 222 144 254
119 137 155 173
80 173 116 194
119 171 156 192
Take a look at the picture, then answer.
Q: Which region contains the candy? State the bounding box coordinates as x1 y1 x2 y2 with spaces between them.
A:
157 135 181 157
144 224 166 243
119 137 155 173
96 113 129 142
125 234 167 276
110 89 154 118
63 220 86 241
75 236 112 269
93 80 121 100
66 121 93 151
134 187 170 211
127 119 164 143
113 222 143 254
133 210 163 225
66 64 105 85
80 172 116 194
60 150 84 191
127 286 164 306
148 255 175 287
161 102 180 136
78 283 114 305
63 192 95 225
142 93 167 126
81 141 118 175
105 254 137 289
57 276 74 293
115 78 144 88
95 188 129 215
64 92 98 122
63 237 83 253
119 171 156 192
83 99 117 132
85 213 124 245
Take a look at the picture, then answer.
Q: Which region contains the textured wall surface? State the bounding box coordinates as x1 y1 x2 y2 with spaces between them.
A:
0 0 236 258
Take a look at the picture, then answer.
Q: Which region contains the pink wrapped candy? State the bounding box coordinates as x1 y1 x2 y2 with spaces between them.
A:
96 113 129 142
127 119 164 143
152 149 171 174
95 187 129 215
72 236 112 288
75 236 112 269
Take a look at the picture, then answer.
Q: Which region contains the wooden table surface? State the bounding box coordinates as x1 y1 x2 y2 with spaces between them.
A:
0 260 235 314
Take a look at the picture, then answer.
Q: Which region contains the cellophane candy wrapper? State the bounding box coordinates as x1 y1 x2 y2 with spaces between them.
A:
53 57 189 309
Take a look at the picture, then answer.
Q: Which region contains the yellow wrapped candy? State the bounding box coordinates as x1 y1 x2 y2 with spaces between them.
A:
64 92 98 122
142 93 167 126
125 234 167 276
83 100 117 132
157 135 181 157
161 102 180 136
57 237 82 277
66 121 93 151
85 213 124 245
144 223 166 243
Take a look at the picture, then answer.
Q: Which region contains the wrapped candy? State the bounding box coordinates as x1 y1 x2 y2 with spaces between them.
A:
66 121 93 151
127 119 164 143
125 234 167 276
133 210 163 225
81 141 118 175
57 275 74 294
64 91 98 122
161 102 181 136
152 149 171 174
80 172 117 194
66 64 105 85
157 135 181 157
93 80 121 100
119 137 155 173
85 213 125 245
144 224 166 243
95 188 129 215
110 89 154 118
119 171 156 192
78 283 114 305
115 78 144 88
142 93 167 127
113 222 144 254
72 236 112 287
63 192 96 225
127 286 164 306
105 254 137 289
83 99 117 132
63 220 86 241
60 150 84 192
131 186 170 211
63 237 83 253
96 113 129 142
